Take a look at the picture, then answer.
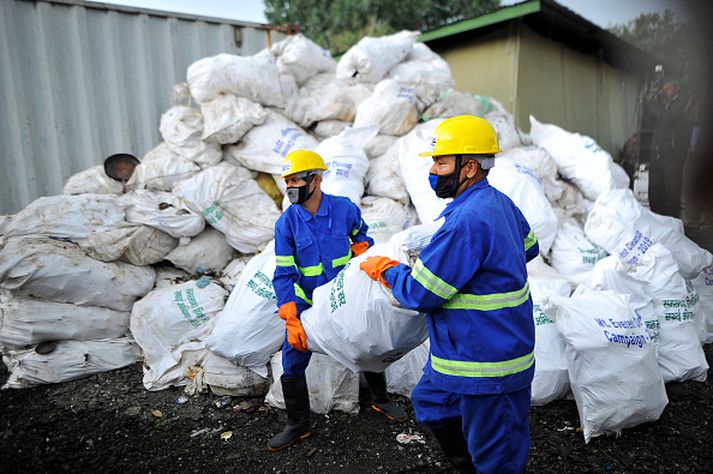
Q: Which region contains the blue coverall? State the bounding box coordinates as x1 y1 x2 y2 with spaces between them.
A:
273 193 374 377
383 178 539 474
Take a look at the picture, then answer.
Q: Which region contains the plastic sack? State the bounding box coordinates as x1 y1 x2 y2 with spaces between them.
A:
421 91 503 122
497 146 563 202
337 30 419 84
2 337 140 389
398 120 449 223
122 189 205 239
172 162 280 253
487 157 558 255
130 277 227 390
271 33 336 86
200 94 267 145
484 111 528 151
218 255 252 293
265 351 360 414
202 352 270 397
314 120 351 139
318 126 378 205
63 166 123 195
284 73 373 127
3 194 127 242
79 226 177 266
165 228 234 274
529 116 628 200
0 237 155 312
360 196 408 244
187 51 285 107
128 143 201 192
584 189 713 279
386 43 454 107
549 219 608 284
159 106 222 167
224 111 318 175
527 258 571 405
543 287 668 443
693 265 713 342
365 144 409 204
0 291 129 350
365 134 398 159
354 79 419 136
205 243 281 378
385 339 429 397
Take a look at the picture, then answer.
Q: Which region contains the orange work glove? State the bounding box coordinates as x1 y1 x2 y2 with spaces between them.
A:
351 241 370 257
279 302 308 352
360 256 400 288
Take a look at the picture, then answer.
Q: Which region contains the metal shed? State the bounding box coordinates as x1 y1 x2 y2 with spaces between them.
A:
0 0 290 214
420 0 660 157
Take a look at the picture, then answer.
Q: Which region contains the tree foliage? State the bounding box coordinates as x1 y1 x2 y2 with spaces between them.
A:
264 0 500 53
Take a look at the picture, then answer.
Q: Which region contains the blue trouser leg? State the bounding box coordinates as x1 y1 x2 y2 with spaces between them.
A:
281 299 313 378
411 375 531 474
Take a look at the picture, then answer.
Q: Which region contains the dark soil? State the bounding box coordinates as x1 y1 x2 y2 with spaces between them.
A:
2 346 713 474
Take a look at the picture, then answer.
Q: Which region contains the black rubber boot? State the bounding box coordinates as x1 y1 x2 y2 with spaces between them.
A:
363 371 408 422
431 418 476 474
268 375 311 451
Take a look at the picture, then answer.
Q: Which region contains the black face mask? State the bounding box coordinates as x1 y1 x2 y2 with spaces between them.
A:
286 174 316 204
429 156 467 199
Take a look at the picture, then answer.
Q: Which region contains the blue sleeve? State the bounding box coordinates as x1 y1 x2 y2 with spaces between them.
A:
382 223 480 313
273 219 298 308
349 203 374 247
518 209 539 262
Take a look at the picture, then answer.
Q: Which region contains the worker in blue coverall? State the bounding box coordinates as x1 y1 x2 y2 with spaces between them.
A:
268 149 407 451
360 116 539 474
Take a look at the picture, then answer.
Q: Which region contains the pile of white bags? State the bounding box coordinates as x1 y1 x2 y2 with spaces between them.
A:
337 30 419 84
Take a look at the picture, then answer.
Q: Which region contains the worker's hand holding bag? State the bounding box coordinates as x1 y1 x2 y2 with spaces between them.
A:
279 301 308 352
360 256 400 288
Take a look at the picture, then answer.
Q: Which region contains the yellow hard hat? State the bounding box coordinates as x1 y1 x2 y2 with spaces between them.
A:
280 149 327 178
419 115 502 157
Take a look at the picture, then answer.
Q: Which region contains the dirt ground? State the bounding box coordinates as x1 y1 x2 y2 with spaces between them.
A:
2 346 713 474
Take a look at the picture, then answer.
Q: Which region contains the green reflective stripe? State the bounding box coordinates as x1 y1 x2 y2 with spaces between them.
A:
524 229 537 251
332 249 352 268
351 227 360 236
431 351 535 378
293 283 312 305
412 259 458 300
443 281 530 311
297 262 324 277
275 255 295 267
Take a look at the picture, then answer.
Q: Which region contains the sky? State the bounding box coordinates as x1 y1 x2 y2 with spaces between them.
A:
87 0 687 27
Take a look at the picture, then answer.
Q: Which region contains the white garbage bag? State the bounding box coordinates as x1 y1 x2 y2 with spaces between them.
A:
3 194 127 242
199 94 268 145
2 337 141 389
165 228 234 274
172 162 280 253
0 291 129 349
187 51 285 107
584 189 713 279
487 157 558 254
421 91 503 121
301 239 429 373
79 226 178 266
361 196 408 244
130 277 227 390
63 166 123 195
365 144 409 204
354 79 419 136
284 73 373 127
318 126 378 205
337 30 419 84
385 339 429 397
314 120 351 139
386 43 454 107
365 134 398 159
529 116 628 200
527 258 571 405
0 237 155 311
154 266 189 289
205 244 280 378
398 120 448 223
122 189 205 239
693 265 713 342
128 144 201 192
218 255 252 293
224 111 318 175
202 352 270 397
271 33 336 86
484 111 528 151
265 351 360 414
543 287 668 443
159 106 222 167
498 146 563 202
549 219 608 285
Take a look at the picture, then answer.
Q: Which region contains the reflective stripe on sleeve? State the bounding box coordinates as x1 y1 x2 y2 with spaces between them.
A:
411 259 458 301
431 350 535 378
297 262 324 277
524 229 537 251
443 281 530 311
275 255 295 267
293 283 312 305
332 249 352 268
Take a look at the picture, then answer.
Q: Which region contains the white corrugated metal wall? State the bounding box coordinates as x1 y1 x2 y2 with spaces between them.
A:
0 0 287 214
